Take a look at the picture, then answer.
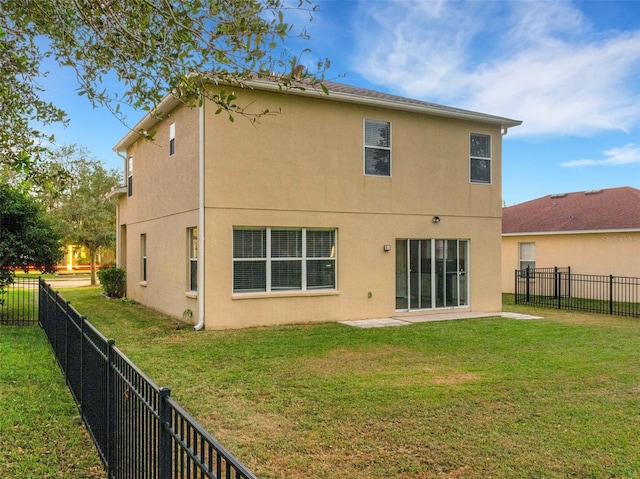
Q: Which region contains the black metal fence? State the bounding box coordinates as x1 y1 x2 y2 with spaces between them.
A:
38 278 258 479
0 276 39 325
515 266 640 318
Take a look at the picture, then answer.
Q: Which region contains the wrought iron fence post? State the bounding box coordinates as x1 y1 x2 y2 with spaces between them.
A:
107 339 116 478
525 266 530 302
158 387 172 479
567 266 572 298
556 269 562 310
609 275 614 315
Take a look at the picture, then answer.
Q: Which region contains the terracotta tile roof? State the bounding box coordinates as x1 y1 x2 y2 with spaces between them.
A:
502 186 640 234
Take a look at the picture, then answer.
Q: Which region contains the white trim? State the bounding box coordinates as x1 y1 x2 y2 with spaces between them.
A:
503 229 640 237
194 103 206 330
363 118 392 177
469 133 492 185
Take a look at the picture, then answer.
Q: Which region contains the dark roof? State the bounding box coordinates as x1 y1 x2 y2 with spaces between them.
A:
502 186 640 234
319 81 521 126
114 77 521 152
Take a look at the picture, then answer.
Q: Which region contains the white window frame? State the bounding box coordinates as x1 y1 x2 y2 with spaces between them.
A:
169 122 176 156
519 242 535 271
127 157 133 197
140 234 147 283
469 133 491 184
364 119 392 177
233 227 337 294
188 227 198 292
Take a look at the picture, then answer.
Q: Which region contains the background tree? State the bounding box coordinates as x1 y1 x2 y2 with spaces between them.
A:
0 182 62 289
1 1 326 185
50 146 121 286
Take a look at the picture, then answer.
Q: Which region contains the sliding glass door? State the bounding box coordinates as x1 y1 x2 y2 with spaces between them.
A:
396 239 468 311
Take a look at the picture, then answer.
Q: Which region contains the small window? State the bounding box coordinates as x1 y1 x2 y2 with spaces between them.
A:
364 119 391 176
188 227 198 292
169 122 176 156
140 234 147 282
127 157 133 197
519 242 535 272
470 134 491 184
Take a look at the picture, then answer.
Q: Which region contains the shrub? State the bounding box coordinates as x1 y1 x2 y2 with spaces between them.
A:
97 264 126 298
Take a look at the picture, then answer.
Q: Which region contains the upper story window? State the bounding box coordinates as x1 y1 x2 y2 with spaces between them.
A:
169 122 176 156
233 228 337 293
364 119 391 177
127 157 133 197
470 133 491 184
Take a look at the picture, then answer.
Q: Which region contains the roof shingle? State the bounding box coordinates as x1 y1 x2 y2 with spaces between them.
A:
502 186 640 234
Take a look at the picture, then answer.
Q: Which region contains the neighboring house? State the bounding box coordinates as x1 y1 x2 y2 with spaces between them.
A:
111 79 521 329
502 186 640 293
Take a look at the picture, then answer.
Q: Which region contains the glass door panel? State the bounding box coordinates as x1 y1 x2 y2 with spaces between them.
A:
395 240 408 310
396 238 469 311
420 240 432 309
458 240 468 306
409 240 420 310
435 240 445 308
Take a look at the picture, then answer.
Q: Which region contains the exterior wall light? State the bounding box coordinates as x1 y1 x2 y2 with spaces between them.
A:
432 216 441 223
383 244 391 252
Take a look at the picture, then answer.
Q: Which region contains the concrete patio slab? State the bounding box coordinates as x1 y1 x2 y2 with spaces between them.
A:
340 311 543 328
339 318 413 328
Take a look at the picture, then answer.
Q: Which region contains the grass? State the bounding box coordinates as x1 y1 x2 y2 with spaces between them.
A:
0 325 105 478
48 287 640 479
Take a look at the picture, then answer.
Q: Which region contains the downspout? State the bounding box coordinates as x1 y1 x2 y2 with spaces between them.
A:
115 150 128 267
194 101 206 330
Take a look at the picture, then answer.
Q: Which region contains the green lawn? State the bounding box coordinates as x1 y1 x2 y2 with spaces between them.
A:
50 288 640 479
0 325 105 478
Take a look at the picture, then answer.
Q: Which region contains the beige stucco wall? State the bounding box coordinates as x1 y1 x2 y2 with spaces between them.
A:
118 87 506 329
117 104 203 323
203 210 502 329
502 231 640 293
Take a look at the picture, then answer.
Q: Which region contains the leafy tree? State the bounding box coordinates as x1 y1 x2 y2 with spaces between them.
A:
0 182 63 289
1 0 326 185
49 146 121 286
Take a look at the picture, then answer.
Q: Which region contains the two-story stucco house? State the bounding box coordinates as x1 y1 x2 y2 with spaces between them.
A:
111 80 521 329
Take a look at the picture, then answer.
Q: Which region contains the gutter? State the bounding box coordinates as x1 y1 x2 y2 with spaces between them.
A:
502 228 640 237
194 101 206 331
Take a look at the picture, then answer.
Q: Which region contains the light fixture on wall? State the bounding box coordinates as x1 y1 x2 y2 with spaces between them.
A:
383 244 391 252
432 216 441 223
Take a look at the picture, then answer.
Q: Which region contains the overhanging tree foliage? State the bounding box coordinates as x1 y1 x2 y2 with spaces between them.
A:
0 182 63 289
1 0 327 185
48 145 121 286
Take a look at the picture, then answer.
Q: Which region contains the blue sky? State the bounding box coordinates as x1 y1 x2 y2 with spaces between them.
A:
39 0 640 205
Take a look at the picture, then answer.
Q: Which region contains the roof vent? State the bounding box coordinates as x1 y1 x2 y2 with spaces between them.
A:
584 189 603 195
550 193 567 198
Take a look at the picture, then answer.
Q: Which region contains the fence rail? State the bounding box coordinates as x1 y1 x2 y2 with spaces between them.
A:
0 276 39 325
38 278 258 479
515 267 640 318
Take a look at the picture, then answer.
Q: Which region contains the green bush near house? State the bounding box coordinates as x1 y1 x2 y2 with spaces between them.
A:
96 264 125 298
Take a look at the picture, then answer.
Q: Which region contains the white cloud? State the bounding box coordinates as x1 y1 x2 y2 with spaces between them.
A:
351 0 640 137
561 143 640 167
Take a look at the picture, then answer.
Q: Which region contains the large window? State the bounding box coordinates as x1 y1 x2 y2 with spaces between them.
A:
233 228 336 293
364 119 391 176
470 133 491 184
188 228 198 292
